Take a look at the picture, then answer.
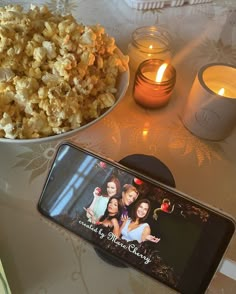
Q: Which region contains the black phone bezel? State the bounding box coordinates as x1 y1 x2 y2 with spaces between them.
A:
37 142 236 294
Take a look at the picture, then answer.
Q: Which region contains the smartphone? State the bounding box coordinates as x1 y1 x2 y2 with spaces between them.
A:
37 142 235 294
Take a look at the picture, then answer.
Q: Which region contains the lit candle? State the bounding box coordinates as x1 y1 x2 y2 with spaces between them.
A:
133 59 176 109
182 63 236 141
128 26 172 71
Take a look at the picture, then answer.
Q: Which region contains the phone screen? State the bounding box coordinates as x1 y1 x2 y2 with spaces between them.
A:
38 143 235 294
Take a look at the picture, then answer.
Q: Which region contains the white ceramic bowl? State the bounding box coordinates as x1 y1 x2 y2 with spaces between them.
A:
0 56 129 144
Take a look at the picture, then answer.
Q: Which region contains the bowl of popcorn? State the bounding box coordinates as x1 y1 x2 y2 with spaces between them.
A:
0 5 129 143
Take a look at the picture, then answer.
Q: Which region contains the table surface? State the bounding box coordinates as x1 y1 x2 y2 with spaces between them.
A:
0 0 236 293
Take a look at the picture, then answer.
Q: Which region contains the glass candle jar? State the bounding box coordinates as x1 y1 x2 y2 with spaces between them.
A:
133 59 176 109
128 26 173 71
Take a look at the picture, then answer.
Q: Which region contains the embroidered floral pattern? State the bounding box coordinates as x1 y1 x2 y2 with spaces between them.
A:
194 39 236 65
39 216 90 293
117 110 224 167
214 0 236 9
46 0 80 14
13 142 60 183
166 119 224 166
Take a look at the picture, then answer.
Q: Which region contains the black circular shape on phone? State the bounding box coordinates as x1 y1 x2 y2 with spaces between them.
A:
119 154 175 188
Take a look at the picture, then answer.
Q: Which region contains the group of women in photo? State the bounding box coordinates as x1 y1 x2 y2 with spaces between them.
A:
84 175 160 244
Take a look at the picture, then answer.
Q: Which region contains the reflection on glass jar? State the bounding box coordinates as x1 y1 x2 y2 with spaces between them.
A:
128 26 173 72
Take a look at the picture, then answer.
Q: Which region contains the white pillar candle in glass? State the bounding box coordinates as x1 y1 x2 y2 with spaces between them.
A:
182 63 236 141
128 26 172 72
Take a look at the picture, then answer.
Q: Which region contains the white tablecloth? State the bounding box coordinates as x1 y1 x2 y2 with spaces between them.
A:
0 0 236 293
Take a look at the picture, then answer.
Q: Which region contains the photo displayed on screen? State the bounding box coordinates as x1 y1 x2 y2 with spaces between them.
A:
39 145 212 291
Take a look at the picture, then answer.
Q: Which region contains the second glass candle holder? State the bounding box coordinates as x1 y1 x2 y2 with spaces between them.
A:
128 26 173 71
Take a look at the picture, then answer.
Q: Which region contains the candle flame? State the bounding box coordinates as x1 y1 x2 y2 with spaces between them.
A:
142 129 148 137
142 123 149 138
155 63 168 83
149 45 153 49
218 88 225 96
